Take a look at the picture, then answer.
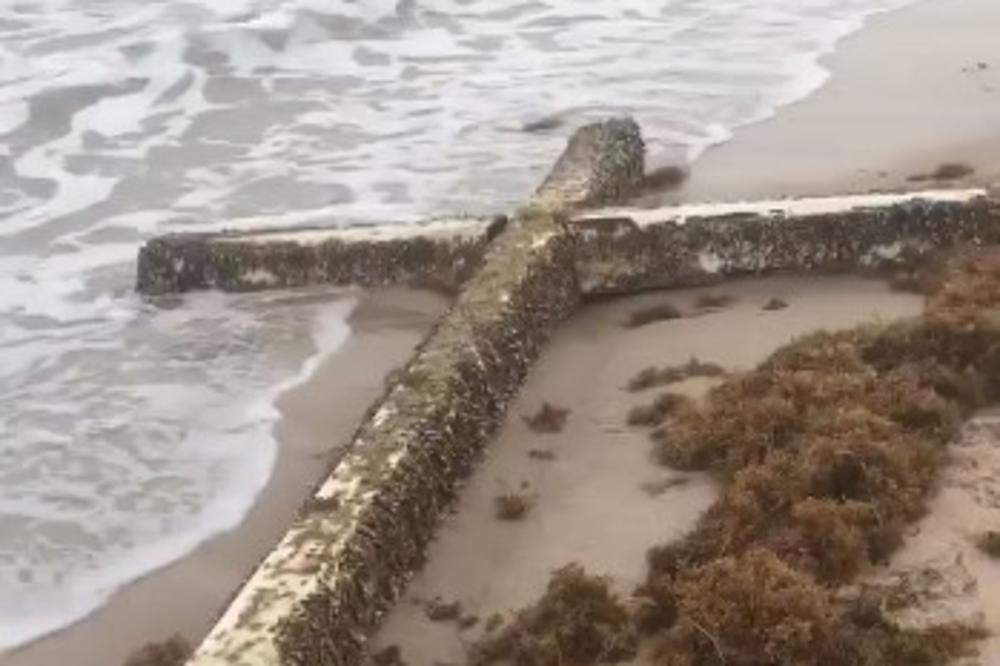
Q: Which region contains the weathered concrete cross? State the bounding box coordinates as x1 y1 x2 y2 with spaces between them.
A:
136 118 998 666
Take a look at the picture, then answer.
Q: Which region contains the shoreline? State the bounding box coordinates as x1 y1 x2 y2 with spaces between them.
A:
648 0 1000 204
1 288 448 666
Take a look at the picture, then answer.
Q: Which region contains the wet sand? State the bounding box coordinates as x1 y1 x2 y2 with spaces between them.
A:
647 0 1000 203
2 288 448 666
372 275 922 665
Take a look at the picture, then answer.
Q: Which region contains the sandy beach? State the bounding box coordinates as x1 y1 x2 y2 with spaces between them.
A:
1 288 448 666
5 0 1000 664
651 0 1000 203
371 275 923 664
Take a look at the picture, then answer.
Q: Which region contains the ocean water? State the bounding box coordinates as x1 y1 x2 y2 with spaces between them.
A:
0 0 914 649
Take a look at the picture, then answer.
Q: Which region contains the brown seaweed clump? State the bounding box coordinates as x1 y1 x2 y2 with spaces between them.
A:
693 293 735 310
627 393 691 427
626 303 683 328
641 165 689 192
629 247 1000 664
627 360 725 392
976 530 1000 559
484 613 505 633
640 328 982 579
924 244 1000 314
762 297 788 311
523 403 571 433
471 564 638 666
652 550 840 666
124 635 192 666
528 448 557 461
371 644 407 666
646 550 982 666
887 249 951 295
426 597 463 622
639 477 690 497
908 162 975 182
496 493 534 521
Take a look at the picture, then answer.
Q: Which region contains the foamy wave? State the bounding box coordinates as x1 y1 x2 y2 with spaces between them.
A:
0 291 355 649
0 0 916 649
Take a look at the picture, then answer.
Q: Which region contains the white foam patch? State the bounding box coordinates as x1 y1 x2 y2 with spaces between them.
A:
0 0 923 648
0 291 355 649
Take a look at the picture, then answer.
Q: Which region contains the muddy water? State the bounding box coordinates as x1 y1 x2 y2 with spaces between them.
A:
371 274 923 664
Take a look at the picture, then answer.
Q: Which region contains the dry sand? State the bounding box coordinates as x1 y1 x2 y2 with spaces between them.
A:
858 412 1000 666
1 287 448 666
644 0 1000 203
371 275 923 665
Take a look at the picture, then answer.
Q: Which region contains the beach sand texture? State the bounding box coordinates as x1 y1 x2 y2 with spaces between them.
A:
659 0 1000 203
370 275 925 665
